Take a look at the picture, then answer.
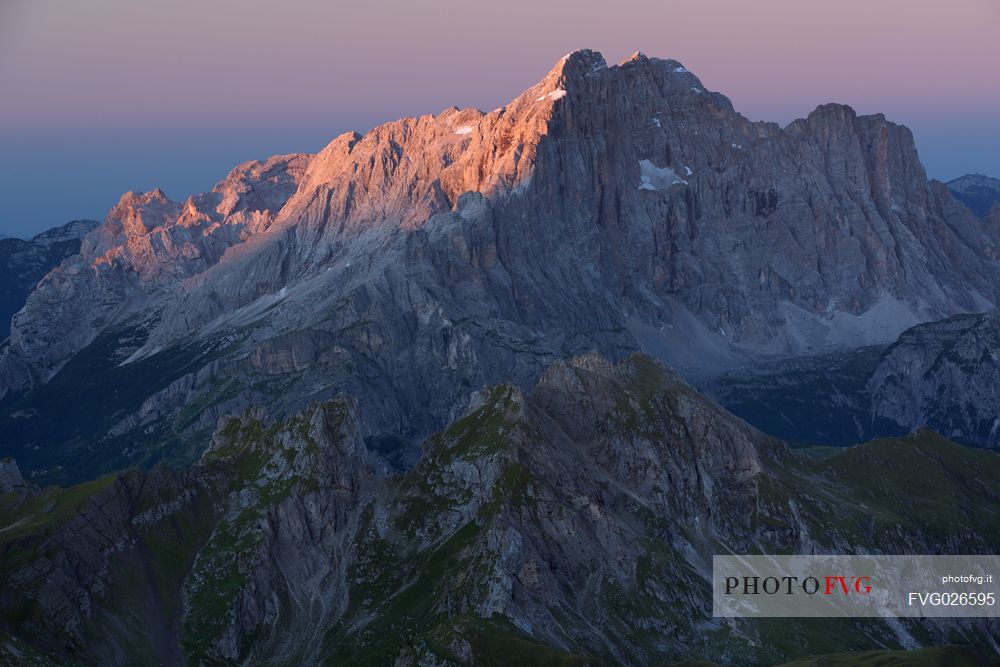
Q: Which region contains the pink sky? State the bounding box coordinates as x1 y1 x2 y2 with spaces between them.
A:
1 0 998 235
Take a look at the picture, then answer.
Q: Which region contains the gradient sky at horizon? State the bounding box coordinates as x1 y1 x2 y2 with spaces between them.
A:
1 0 998 237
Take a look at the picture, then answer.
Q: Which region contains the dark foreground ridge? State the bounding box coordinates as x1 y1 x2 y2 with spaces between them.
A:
2 354 998 665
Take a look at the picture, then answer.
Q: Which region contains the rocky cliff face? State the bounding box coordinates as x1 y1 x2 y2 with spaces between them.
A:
4 49 999 479
2 355 998 666
0 219 98 339
0 396 369 665
866 310 1000 446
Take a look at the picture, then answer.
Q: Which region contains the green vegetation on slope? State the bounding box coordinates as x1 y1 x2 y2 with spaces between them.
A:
4 356 1000 665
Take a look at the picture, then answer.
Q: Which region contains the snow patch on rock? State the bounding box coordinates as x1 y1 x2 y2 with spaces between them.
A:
638 160 687 191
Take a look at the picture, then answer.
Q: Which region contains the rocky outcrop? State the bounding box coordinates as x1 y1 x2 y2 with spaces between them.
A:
2 354 998 665
866 309 1000 445
0 219 98 339
5 49 1000 478
182 397 375 664
0 458 32 494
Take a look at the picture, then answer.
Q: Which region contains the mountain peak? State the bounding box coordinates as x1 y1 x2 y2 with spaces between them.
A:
808 102 858 120
114 187 172 209
106 188 180 237
947 173 1000 217
948 173 1000 190
29 219 99 245
542 48 607 89
559 48 607 68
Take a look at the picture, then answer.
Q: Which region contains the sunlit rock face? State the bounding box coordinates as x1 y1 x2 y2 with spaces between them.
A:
3 49 998 471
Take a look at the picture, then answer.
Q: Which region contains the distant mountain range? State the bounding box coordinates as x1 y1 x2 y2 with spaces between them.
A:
2 49 1000 665
3 50 1000 482
948 173 1000 216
